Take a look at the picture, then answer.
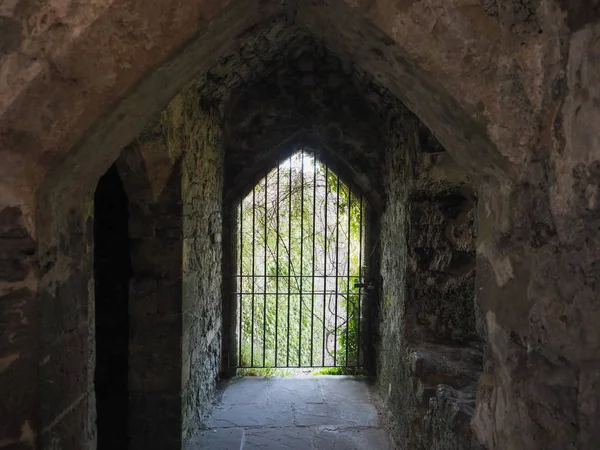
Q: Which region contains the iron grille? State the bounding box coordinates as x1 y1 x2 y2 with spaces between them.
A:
233 150 367 369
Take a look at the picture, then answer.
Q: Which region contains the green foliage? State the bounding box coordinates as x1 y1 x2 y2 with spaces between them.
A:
312 367 365 376
237 151 365 369
237 367 295 377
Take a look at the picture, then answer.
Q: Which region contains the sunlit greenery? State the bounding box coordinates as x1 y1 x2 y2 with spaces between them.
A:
236 151 365 370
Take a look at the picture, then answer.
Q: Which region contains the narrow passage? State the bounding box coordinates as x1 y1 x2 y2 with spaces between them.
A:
188 376 393 449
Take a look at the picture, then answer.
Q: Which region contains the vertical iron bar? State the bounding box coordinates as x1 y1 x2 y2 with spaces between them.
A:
357 195 363 368
263 175 268 367
287 157 292 367
239 200 243 367
251 187 256 367
235 154 366 369
333 174 340 367
322 166 328 366
346 187 351 367
275 162 280 367
310 154 316 367
298 150 304 367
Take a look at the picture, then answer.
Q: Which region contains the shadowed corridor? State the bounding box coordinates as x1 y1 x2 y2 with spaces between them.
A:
1 2 599 450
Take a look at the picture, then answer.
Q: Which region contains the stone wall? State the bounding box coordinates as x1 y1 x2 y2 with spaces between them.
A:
221 36 388 209
2 2 600 449
90 86 226 449
377 111 418 447
36 195 96 449
163 91 225 444
29 130 187 450
377 115 482 450
111 88 225 447
406 153 478 345
0 83 225 450
116 135 184 450
404 153 482 450
0 205 38 448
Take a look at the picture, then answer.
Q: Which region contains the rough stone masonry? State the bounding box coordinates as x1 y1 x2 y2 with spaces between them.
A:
0 1 599 450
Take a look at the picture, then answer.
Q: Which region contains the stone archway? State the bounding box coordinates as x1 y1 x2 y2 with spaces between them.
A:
3 0 527 205
1 1 599 450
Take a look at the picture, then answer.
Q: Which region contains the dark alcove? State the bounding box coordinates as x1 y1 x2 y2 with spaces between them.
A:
94 164 132 450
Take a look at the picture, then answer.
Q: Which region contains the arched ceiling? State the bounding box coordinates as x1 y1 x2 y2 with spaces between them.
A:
0 0 582 227
210 34 413 210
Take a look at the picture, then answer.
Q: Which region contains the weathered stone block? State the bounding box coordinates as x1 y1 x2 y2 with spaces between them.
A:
0 207 36 283
38 326 89 430
0 351 36 445
0 288 36 355
129 329 182 393
129 392 182 450
38 272 90 345
39 398 88 450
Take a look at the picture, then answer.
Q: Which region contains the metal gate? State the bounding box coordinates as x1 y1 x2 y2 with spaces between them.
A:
233 150 367 369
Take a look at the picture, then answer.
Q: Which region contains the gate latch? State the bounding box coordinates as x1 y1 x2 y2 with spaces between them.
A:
353 282 375 292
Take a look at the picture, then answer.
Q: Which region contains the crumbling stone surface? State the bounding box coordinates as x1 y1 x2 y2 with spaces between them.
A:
377 109 418 449
1 1 599 449
35 197 96 449
422 384 478 450
411 344 483 450
111 87 225 448
0 206 37 449
162 89 225 445
180 30 402 210
116 140 184 450
221 36 395 209
406 154 478 345
2 82 225 450
410 344 483 390
0 207 35 282
378 124 483 450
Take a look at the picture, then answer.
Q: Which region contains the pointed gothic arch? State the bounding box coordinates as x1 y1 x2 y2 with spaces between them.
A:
227 147 374 371
1 2 597 449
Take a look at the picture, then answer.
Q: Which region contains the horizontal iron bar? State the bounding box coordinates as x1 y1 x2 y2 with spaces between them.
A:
232 275 364 278
235 365 362 369
235 154 365 371
233 292 369 296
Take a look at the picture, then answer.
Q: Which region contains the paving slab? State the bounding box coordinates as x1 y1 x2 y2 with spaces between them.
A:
312 426 392 450
267 377 324 404
220 376 270 404
187 428 243 449
317 375 372 403
206 403 294 428
293 401 379 427
244 427 313 450
189 376 394 449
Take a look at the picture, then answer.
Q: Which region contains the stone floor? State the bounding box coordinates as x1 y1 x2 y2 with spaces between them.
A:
187 375 394 449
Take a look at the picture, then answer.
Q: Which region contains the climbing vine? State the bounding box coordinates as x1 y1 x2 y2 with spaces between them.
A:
237 151 365 368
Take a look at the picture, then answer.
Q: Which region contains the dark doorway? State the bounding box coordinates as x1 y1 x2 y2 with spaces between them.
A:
94 164 131 449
